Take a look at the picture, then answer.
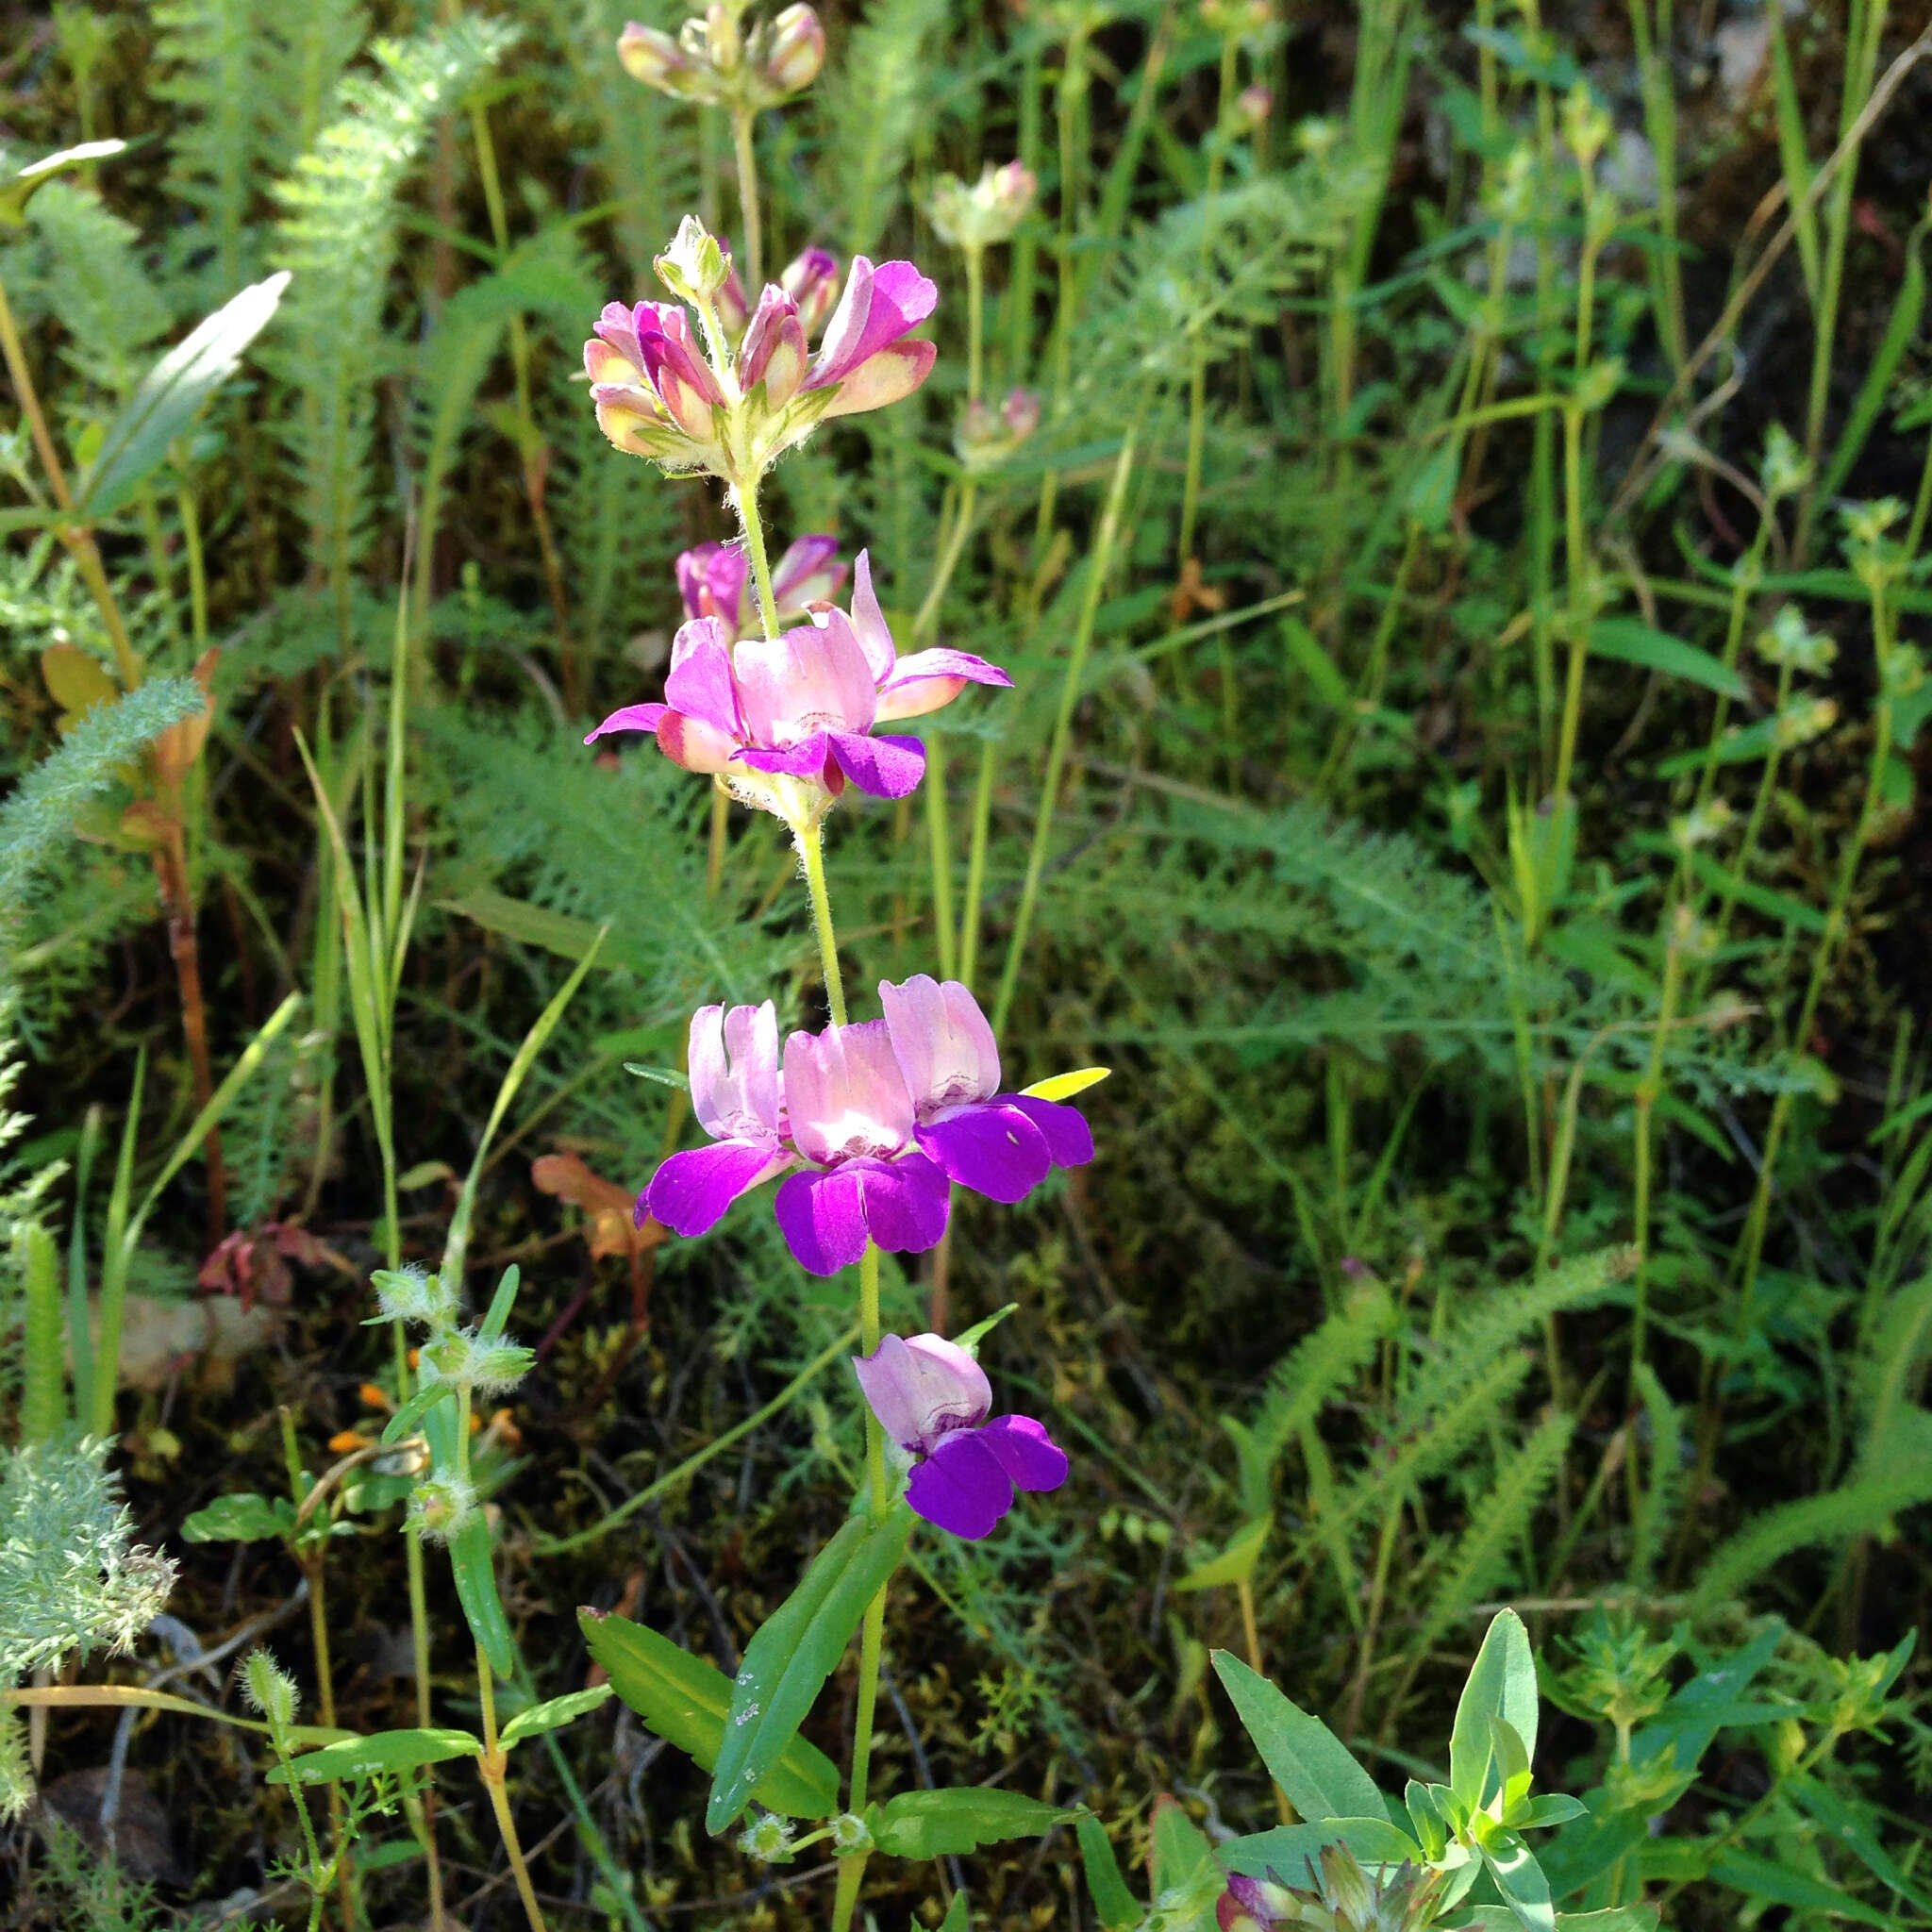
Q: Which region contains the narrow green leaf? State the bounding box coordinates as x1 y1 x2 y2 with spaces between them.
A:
379 1379 453 1447
1483 1830 1556 1932
77 273 291 518
1211 1650 1384 1824
872 1788 1074 1859
937 1891 969 1932
449 1514 516 1680
478 1264 521 1342
1450 1610 1539 1807
268 1726 481 1785
1707 1849 1896 1927
1148 1795 1225 1932
578 1608 839 1819
1281 616 1354 711
1788 1773 1932 1914
707 1505 912 1833
438 891 607 962
1077 1814 1141 1932
1588 619 1747 700
1221 1818 1423 1875
498 1683 613 1750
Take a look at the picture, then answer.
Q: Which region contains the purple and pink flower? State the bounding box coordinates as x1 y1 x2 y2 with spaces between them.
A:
584 553 1009 805
641 974 1093 1274
851 1331 1068 1540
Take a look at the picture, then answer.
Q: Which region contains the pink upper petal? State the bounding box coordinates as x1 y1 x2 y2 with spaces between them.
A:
663 616 743 738
688 1001 784 1147
783 1020 917 1167
732 611 878 746
874 646 1013 721
852 1332 991 1457
677 542 748 630
878 974 1002 1115
807 257 939 390
846 551 897 684
585 702 668 744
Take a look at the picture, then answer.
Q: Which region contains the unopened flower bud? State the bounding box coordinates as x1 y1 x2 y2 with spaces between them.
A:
830 1810 873 1854
1759 424 1809 502
242 1649 300 1730
1201 0 1274 37
1670 800 1733 850
1757 605 1836 674
1562 80 1612 168
739 1811 795 1861
406 1474 478 1542
657 213 732 306
420 1325 534 1396
957 386 1040 471
703 1 742 73
929 160 1038 250
1295 116 1341 160
1773 695 1838 750
1235 82 1273 131
760 3 824 93
373 1266 458 1331
617 20 693 89
780 244 841 333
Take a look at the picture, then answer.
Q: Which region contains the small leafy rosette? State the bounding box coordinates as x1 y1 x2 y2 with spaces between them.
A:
851 1332 1068 1539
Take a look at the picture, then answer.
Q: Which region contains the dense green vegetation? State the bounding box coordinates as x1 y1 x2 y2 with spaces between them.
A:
2 0 1930 1926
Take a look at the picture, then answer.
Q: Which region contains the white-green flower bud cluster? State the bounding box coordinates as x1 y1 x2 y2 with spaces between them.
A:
1756 606 1836 675
419 1326 535 1397
406 1474 479 1542
373 1266 458 1329
739 1810 796 1861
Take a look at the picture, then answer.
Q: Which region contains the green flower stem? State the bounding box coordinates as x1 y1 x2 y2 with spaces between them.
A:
924 736 958 981
1549 402 1590 814
736 478 782 642
1628 900 1687 1393
795 816 848 1026
965 244 987 408
1732 565 1899 1336
958 737 998 990
731 108 763 291
1177 29 1241 568
916 479 981 984
994 423 1138 1032
476 1640 551 1932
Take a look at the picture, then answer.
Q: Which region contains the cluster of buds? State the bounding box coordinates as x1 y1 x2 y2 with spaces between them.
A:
618 1 824 111
585 216 937 489
955 386 1040 473
1234 82 1274 133
370 1264 531 1543
1756 605 1836 675
927 160 1037 251
1201 0 1275 39
1217 1849 1460 1932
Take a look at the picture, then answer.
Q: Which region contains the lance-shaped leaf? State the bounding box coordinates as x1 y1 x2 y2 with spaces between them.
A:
267 1725 482 1785
579 1608 839 1818
1450 1609 1539 1809
707 1505 913 1834
76 272 291 520
498 1683 613 1750
1211 1650 1384 1824
871 1788 1075 1858
1077 1814 1141 1932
